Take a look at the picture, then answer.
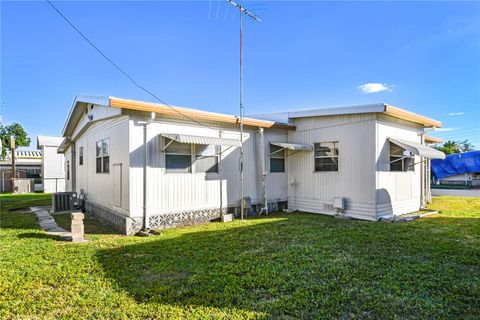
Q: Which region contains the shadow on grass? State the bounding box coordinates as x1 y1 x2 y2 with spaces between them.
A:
95 213 480 318
17 232 65 241
54 212 123 235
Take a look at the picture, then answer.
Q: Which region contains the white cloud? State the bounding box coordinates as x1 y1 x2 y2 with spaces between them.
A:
358 83 393 94
448 112 465 116
435 127 457 132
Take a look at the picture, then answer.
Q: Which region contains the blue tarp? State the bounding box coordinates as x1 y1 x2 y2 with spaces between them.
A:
431 151 480 179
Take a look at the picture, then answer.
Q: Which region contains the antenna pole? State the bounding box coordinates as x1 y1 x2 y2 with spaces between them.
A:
227 0 261 221
239 9 244 220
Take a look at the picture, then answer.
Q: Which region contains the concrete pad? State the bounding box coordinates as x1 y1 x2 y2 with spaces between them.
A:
39 222 58 230
39 217 56 224
36 212 52 218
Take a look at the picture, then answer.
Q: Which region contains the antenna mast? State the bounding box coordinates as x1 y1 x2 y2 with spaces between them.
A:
226 0 261 220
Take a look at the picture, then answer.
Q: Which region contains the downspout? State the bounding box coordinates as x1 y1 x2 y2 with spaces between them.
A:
219 130 223 216
259 128 268 214
142 112 156 231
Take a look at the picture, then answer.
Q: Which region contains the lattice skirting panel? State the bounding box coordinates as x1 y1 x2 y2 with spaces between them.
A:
149 208 226 230
85 201 142 235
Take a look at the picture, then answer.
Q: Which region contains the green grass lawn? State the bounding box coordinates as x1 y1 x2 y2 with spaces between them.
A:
1 194 479 319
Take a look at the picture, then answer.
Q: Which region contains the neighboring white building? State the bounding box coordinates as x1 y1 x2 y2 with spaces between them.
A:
0 150 42 193
37 136 65 193
59 96 445 234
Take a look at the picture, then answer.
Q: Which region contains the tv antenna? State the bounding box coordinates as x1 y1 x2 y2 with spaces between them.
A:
226 0 261 220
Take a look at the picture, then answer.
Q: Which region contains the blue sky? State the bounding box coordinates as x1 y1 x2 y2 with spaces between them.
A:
1 1 479 149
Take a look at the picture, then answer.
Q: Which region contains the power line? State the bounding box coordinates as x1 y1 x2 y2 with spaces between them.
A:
46 0 221 133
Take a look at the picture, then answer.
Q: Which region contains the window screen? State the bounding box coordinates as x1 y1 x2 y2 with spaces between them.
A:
79 147 84 165
314 142 339 172
67 160 70 180
165 138 192 173
195 144 219 173
270 144 285 173
96 138 110 173
389 142 414 172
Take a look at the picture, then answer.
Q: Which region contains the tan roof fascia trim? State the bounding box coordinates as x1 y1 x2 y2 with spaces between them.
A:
424 136 443 143
109 97 295 130
384 104 442 128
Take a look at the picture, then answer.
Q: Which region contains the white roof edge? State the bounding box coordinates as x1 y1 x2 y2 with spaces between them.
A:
287 103 386 119
37 135 65 148
248 103 387 122
61 95 110 136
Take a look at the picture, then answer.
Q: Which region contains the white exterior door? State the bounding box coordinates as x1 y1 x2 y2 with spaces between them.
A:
113 164 122 207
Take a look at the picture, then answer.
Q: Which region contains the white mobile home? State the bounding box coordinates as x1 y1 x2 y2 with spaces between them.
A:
59 96 444 234
37 136 66 193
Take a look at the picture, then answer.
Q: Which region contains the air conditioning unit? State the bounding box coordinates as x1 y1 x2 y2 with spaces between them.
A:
52 192 78 212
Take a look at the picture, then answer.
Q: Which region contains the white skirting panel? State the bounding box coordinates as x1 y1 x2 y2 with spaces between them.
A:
376 198 421 218
288 196 377 221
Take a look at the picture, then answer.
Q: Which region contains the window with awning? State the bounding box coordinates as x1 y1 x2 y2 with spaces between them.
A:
388 138 446 172
161 133 240 173
388 138 446 160
161 133 241 147
269 142 313 151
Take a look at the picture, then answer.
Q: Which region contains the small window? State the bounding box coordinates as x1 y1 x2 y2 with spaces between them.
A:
270 144 285 173
96 138 110 173
389 142 414 172
165 138 191 173
79 147 84 165
195 144 219 173
67 160 70 180
314 142 339 172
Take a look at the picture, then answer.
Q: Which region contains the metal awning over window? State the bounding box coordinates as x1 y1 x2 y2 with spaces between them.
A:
389 138 446 159
270 142 313 151
161 133 242 147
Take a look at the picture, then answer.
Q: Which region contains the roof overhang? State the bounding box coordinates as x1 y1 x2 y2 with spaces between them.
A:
286 103 441 128
424 136 443 144
37 135 65 149
57 137 71 154
61 96 296 139
384 104 441 128
110 97 295 130
161 133 242 147
270 142 313 151
389 138 446 159
62 95 110 137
